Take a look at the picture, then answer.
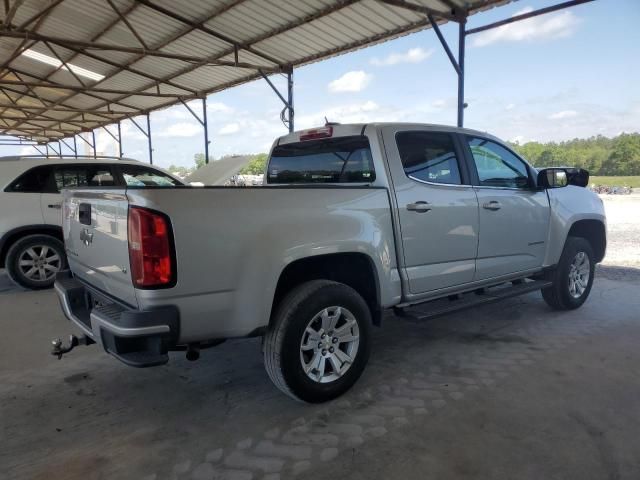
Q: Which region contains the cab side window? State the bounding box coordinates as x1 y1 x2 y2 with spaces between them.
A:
5 165 55 193
396 131 463 185
54 165 115 191
120 166 181 187
467 137 530 189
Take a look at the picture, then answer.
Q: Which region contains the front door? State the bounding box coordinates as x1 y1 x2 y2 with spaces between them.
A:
382 127 479 294
463 136 550 280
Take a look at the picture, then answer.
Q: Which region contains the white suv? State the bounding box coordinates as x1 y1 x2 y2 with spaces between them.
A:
0 156 182 289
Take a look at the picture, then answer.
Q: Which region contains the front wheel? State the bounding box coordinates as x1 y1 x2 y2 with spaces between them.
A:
542 236 595 310
263 280 371 403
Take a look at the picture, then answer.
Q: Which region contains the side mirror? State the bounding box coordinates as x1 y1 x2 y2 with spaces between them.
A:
537 167 589 189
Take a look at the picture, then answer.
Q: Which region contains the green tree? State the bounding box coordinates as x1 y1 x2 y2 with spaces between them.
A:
511 133 640 176
194 153 207 169
238 153 268 175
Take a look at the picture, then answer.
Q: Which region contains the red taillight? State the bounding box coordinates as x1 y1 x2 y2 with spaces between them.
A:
299 126 333 141
128 206 175 288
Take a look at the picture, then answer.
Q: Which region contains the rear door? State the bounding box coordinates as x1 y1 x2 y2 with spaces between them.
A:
63 188 137 307
382 126 479 294
42 164 117 226
462 135 550 280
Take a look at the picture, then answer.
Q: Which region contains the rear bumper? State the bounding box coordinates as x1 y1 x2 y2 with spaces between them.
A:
54 270 179 367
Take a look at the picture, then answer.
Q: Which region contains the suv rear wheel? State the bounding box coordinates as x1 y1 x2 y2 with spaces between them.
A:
264 280 371 403
5 234 66 289
542 236 595 310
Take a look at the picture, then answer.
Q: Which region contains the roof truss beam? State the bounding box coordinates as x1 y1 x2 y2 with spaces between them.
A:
377 0 460 21
134 0 284 67
466 0 594 34
0 78 193 97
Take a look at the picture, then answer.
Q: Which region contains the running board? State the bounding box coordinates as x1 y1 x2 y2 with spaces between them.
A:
394 279 552 322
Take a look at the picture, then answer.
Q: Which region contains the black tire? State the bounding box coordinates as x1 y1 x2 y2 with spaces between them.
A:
542 236 595 310
264 280 372 403
5 234 66 290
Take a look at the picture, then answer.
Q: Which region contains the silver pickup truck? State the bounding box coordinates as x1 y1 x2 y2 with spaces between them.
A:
54 123 606 402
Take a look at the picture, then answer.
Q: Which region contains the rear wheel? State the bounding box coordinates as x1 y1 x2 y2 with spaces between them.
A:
5 234 66 289
264 280 371 403
542 236 595 310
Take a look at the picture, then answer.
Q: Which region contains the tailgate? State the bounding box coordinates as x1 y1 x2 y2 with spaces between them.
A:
62 189 137 307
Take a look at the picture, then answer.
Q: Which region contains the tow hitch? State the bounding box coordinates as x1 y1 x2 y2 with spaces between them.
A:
51 334 95 359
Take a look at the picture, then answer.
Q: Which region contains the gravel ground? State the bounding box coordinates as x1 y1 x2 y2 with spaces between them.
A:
600 194 640 268
596 194 640 282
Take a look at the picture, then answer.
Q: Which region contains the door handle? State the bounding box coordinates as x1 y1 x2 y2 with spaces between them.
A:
407 201 431 213
47 203 62 209
482 201 501 211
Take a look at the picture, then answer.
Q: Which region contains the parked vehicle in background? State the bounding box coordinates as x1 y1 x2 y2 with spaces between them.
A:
0 156 182 289
54 123 606 402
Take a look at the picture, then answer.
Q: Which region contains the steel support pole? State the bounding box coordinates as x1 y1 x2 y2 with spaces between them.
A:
287 70 294 133
146 113 153 164
73 135 78 158
91 130 97 158
57 140 62 157
457 19 466 128
45 143 49 158
202 98 210 164
117 121 123 157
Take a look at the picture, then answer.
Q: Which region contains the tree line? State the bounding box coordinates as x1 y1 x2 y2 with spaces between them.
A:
509 133 640 176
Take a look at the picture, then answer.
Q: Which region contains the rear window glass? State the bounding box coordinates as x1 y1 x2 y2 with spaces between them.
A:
6 165 54 193
267 136 375 184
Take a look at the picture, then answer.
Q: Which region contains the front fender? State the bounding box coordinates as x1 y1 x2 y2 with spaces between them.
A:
543 186 606 266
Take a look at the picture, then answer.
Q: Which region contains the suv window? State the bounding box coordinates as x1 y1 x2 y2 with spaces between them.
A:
268 136 375 184
120 166 181 187
6 165 55 193
54 165 116 190
467 137 530 189
396 131 462 185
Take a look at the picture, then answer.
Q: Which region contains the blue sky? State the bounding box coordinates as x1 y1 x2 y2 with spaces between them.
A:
9 0 640 168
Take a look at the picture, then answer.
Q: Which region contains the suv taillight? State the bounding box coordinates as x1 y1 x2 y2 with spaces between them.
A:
128 206 175 288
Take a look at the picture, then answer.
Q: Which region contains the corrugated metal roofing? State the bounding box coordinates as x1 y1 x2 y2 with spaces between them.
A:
0 0 513 143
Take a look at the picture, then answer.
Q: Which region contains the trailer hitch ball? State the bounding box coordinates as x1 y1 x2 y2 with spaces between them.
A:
51 334 93 359
186 345 200 361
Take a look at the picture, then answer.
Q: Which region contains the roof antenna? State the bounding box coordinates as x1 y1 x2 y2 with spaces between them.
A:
324 116 340 126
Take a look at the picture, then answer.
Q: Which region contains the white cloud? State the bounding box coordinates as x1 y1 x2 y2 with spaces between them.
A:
509 135 531 144
328 71 372 93
432 99 447 109
208 102 234 114
505 103 516 110
164 122 202 137
218 123 240 135
472 7 579 47
370 47 433 67
297 101 381 129
548 110 578 120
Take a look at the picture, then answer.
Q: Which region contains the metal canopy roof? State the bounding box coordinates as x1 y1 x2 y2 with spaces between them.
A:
0 0 513 144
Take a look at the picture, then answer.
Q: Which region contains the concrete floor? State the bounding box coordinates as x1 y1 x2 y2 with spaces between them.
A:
1 268 639 480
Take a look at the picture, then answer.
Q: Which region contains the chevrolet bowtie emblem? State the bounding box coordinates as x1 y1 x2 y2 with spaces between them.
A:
80 228 94 246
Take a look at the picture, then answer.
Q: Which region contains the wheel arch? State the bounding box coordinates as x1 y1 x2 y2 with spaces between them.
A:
567 219 606 263
270 252 382 327
0 225 63 268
